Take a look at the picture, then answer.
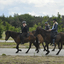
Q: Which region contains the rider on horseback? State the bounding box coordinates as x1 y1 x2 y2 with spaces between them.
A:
22 21 28 35
45 22 50 30
49 19 58 46
21 21 29 44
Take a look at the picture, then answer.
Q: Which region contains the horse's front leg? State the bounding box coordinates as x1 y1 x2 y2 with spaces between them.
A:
16 44 22 53
42 43 47 51
26 42 32 53
45 43 50 55
52 43 56 51
56 42 62 55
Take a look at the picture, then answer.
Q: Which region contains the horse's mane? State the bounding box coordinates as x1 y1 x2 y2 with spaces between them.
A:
6 31 21 34
42 29 51 33
5 31 21 38
37 27 51 33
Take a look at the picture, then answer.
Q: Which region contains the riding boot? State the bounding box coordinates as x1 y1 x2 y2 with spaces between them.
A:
21 37 24 44
52 39 55 46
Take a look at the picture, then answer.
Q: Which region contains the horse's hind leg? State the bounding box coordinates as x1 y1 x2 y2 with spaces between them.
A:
16 44 22 53
26 42 32 53
42 43 46 51
33 42 38 51
33 42 39 53
52 44 56 51
45 43 50 55
56 42 62 55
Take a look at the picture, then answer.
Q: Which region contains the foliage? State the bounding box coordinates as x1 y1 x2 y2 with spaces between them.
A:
57 12 63 32
0 12 64 34
0 20 4 38
29 24 38 31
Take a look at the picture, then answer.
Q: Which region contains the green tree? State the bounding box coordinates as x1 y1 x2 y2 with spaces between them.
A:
0 20 4 38
57 12 63 32
42 16 49 29
5 22 10 30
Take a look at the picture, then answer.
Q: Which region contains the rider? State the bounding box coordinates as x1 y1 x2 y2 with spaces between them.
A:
21 21 29 44
45 22 50 30
49 19 58 46
22 21 28 34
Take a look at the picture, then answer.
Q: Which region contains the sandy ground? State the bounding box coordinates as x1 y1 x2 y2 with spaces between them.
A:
0 48 64 56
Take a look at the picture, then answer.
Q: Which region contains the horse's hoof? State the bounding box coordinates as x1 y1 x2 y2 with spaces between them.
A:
43 49 46 51
37 50 39 53
45 53 48 55
45 51 50 55
19 49 22 51
26 51 28 54
16 51 19 53
56 53 59 55
52 49 55 51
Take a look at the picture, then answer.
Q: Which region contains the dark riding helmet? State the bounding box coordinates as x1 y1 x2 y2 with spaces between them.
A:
53 19 57 21
45 22 48 24
22 21 26 24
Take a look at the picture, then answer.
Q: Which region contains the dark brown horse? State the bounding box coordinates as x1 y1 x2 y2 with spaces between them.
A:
5 31 39 53
35 27 63 55
32 30 56 52
32 31 46 51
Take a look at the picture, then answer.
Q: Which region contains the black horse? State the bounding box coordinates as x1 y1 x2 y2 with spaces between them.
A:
35 27 63 55
5 31 39 53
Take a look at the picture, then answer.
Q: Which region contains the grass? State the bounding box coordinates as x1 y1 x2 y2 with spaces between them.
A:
2 53 6 56
0 56 64 64
0 42 36 48
0 42 16 48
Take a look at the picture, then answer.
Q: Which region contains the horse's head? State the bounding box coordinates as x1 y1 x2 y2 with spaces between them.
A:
34 27 41 36
5 31 11 41
32 30 36 35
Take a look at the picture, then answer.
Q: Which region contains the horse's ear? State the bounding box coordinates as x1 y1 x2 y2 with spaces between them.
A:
37 27 40 30
5 31 8 35
8 31 11 36
5 31 11 36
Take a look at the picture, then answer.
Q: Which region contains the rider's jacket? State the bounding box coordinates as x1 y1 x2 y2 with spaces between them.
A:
45 25 50 30
22 25 28 33
52 22 58 33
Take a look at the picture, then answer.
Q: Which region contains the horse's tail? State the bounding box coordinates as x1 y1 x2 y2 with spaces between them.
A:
36 37 39 49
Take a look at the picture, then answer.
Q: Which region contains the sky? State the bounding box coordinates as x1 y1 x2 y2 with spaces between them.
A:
0 0 64 17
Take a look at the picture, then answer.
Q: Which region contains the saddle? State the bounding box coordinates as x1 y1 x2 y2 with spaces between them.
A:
20 33 29 40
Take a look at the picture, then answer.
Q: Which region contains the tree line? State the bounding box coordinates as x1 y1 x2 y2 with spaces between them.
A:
0 12 64 38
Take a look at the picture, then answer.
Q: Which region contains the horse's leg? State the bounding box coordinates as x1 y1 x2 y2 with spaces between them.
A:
16 44 22 53
56 42 62 55
52 43 56 51
26 42 32 53
42 43 46 51
35 37 39 53
45 43 50 55
33 42 38 51
33 42 39 53
36 43 39 53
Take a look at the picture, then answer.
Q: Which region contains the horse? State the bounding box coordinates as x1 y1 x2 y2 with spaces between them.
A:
32 30 57 52
35 27 63 55
5 31 39 53
32 30 46 51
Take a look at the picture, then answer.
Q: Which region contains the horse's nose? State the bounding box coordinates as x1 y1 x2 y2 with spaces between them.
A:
5 37 8 41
